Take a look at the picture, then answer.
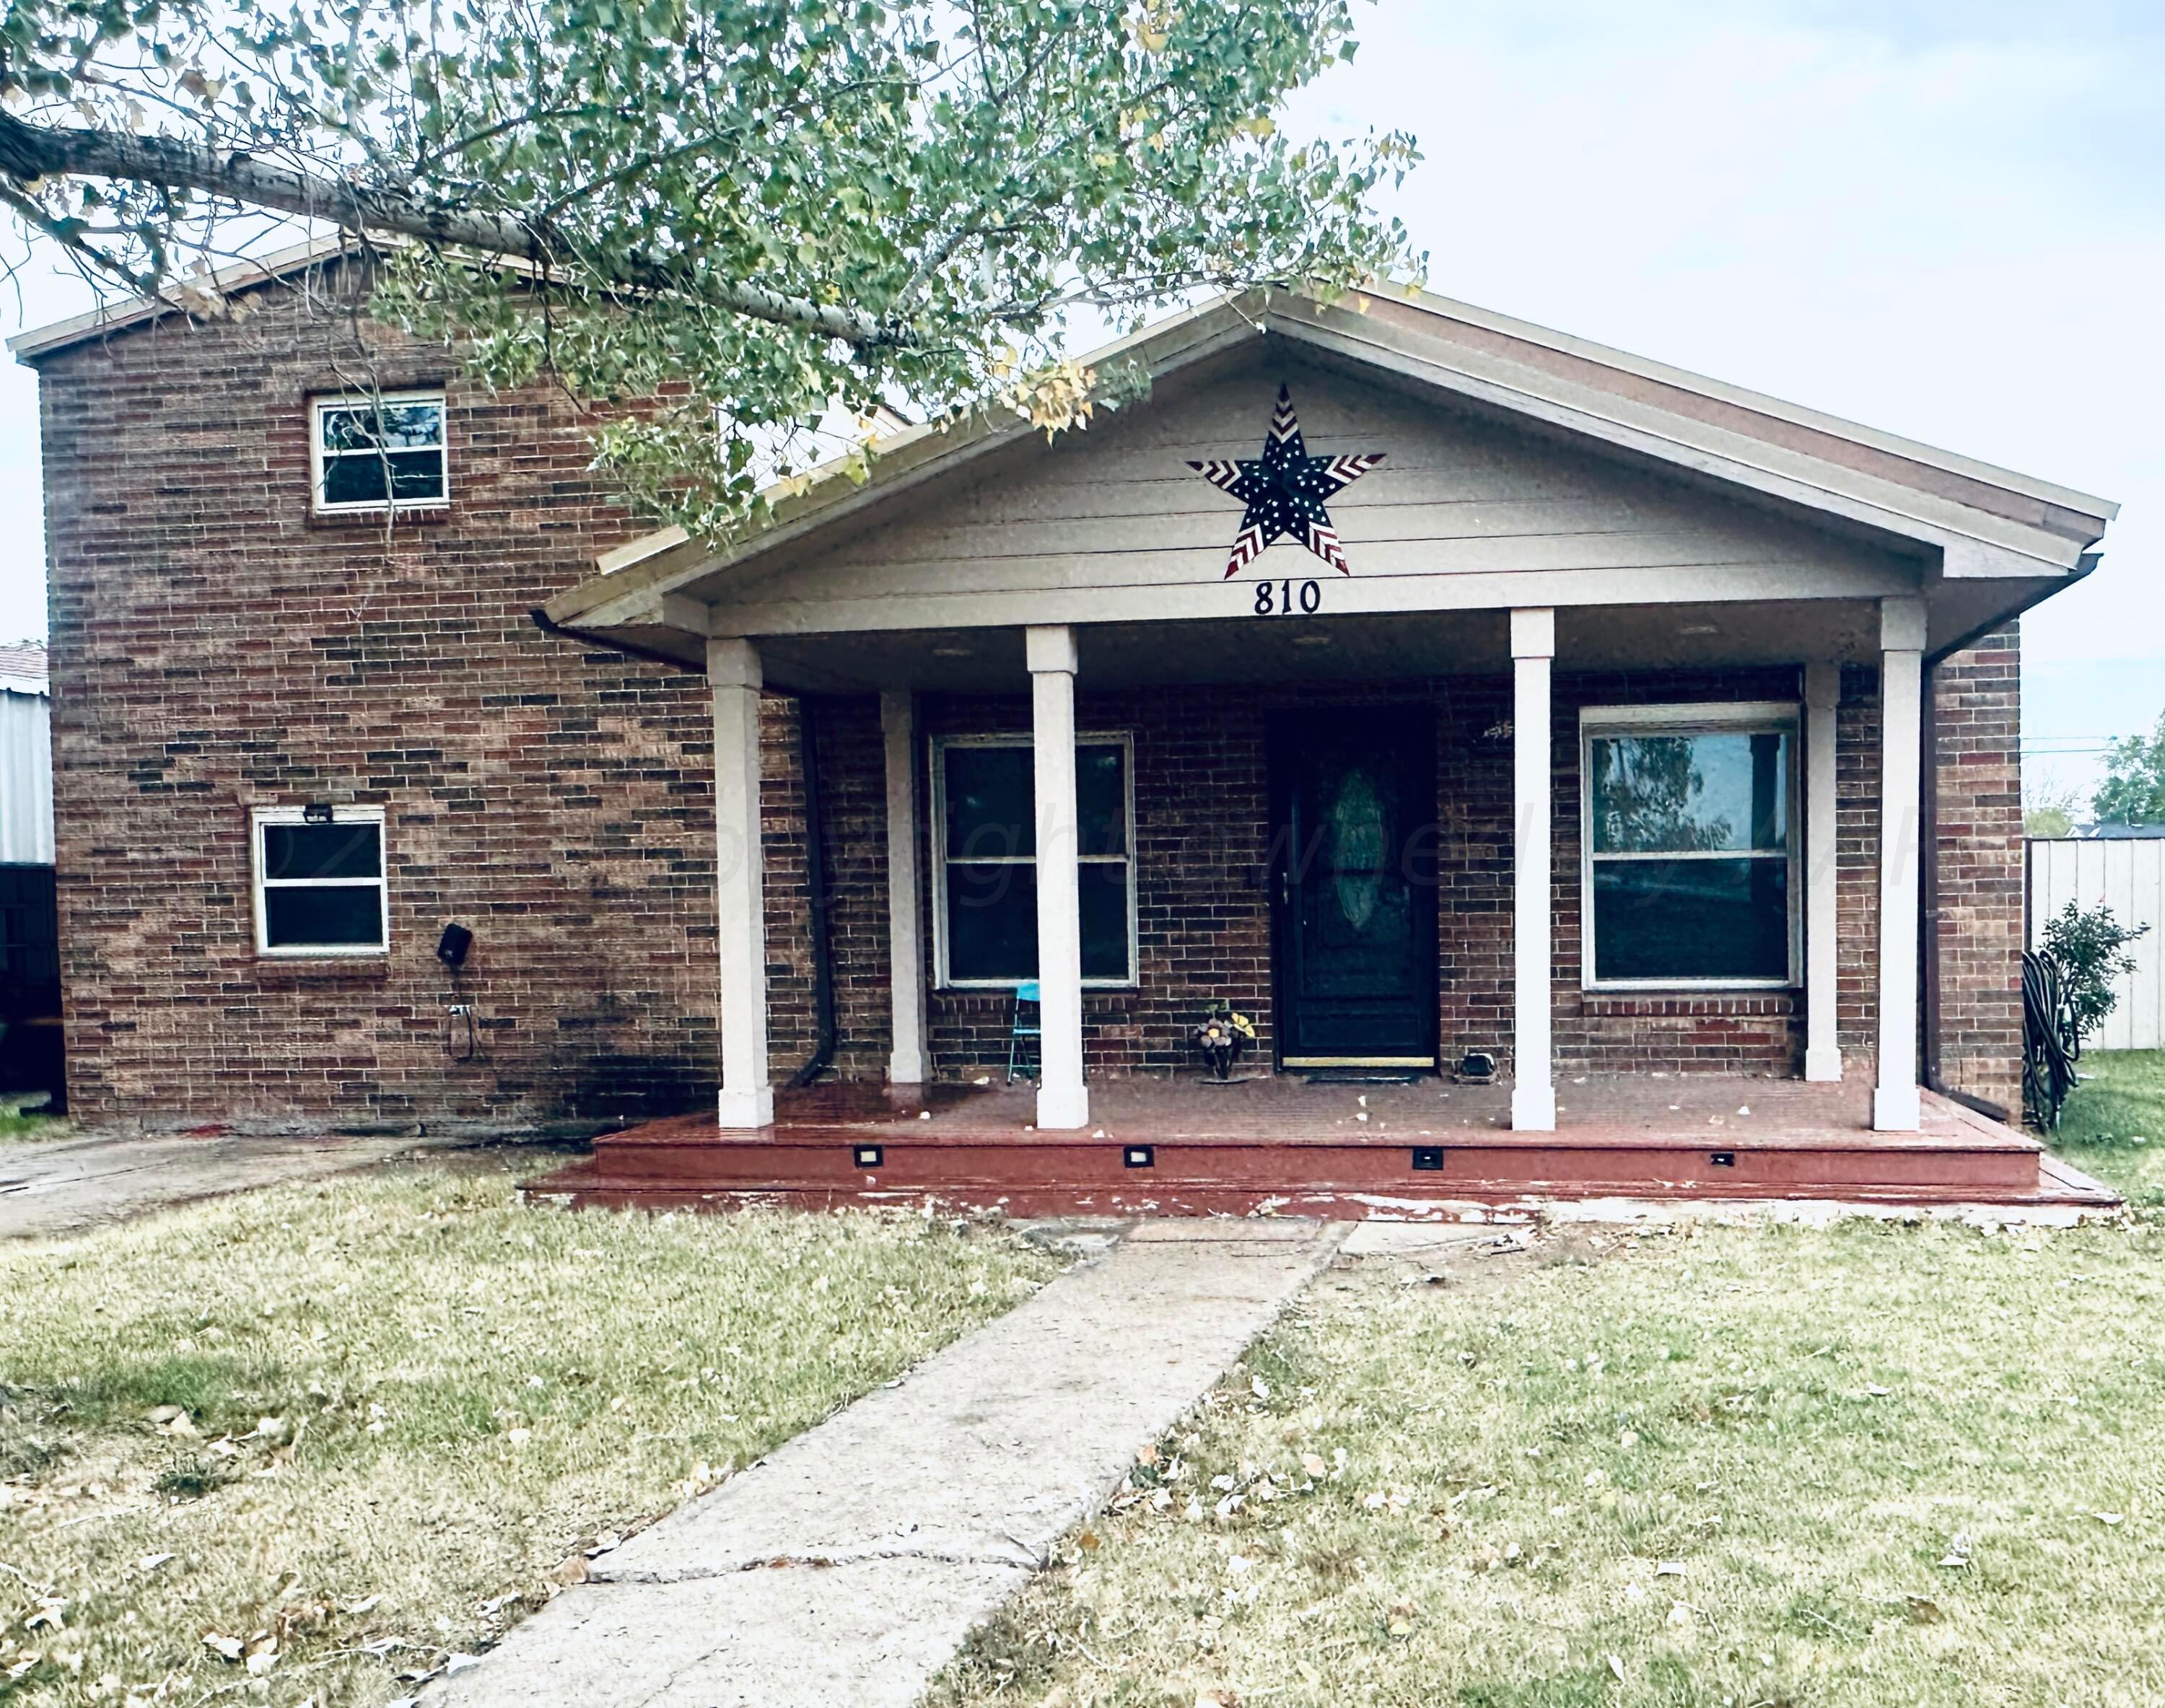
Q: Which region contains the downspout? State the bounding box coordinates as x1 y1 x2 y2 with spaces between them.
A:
790 695 839 1088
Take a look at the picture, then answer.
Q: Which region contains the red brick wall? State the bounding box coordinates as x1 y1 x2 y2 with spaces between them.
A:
35 268 732 1126
1929 625 2024 1116
34 271 2022 1118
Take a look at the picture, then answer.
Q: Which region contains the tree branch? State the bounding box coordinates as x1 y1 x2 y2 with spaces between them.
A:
0 109 908 346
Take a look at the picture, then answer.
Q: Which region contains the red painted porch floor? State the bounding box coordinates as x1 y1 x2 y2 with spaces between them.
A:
527 1073 2119 1218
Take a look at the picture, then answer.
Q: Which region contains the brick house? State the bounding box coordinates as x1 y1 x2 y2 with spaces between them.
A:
14 255 2120 1206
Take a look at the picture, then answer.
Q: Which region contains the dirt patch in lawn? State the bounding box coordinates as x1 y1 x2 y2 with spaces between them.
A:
0 1154 1059 1704
932 1212 2165 1707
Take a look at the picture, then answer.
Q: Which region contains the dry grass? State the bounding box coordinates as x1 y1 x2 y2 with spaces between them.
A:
932 1214 2165 1708
0 1154 1057 1705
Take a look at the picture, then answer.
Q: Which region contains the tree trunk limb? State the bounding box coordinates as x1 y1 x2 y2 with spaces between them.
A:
0 110 899 346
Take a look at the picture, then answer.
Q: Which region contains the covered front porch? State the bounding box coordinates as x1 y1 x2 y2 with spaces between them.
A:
532 288 2117 1210
528 1073 2115 1215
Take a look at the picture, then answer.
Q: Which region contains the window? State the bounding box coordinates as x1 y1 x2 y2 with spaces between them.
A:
251 807 388 956
932 734 1135 987
1579 704 1798 988
310 391 447 512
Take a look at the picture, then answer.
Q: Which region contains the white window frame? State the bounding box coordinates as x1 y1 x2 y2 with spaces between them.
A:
929 731 1139 991
250 806 390 958
310 390 450 514
1578 701 1801 991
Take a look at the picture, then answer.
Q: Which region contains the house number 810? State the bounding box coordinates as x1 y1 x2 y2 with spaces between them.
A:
1252 579 1322 616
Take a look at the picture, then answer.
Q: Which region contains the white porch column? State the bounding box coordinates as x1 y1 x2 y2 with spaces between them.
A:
1025 624 1090 1130
709 636 774 1129
1803 661 1843 1083
1510 608 1557 1131
880 690 931 1085
1873 598 1927 1131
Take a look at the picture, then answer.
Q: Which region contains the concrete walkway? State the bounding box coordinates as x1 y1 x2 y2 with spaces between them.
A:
430 1219 1346 1708
0 1129 447 1239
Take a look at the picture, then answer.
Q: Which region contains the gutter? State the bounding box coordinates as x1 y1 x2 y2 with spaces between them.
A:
529 607 706 674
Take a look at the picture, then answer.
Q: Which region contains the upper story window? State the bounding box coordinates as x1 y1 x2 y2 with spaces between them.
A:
1579 703 1799 989
252 807 388 957
311 391 448 513
931 733 1136 989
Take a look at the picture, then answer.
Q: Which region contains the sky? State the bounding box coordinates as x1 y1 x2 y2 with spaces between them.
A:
0 0 2158 799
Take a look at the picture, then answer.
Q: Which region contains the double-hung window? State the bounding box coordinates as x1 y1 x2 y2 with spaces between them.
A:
1580 704 1798 987
251 807 388 956
932 734 1136 987
311 390 448 512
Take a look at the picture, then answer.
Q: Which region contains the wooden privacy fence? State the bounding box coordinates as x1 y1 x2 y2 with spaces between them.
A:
2027 837 2165 1051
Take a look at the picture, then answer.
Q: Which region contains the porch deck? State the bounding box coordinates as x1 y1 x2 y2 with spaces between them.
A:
527 1074 2118 1218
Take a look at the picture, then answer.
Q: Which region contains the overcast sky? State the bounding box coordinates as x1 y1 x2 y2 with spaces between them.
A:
1 0 2156 791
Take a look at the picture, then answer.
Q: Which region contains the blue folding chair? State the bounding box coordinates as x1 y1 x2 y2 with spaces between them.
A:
1006 980 1041 1083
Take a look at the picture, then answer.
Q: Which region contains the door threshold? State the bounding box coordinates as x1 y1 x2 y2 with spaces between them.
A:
1281 1056 1438 1070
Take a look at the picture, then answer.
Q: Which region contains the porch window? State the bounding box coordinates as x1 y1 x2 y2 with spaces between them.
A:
251 807 388 955
931 733 1135 987
310 391 448 512
1579 704 1798 988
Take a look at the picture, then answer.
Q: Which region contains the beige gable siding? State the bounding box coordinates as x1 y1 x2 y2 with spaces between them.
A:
707 356 1921 636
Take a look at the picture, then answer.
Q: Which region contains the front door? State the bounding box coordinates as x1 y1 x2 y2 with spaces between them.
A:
1269 710 1438 1067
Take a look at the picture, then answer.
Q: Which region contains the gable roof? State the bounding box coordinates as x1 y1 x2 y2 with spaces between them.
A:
554 285 2117 635
6 236 351 364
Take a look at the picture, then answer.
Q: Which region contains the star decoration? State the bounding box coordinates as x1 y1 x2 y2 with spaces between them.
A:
1188 385 1385 579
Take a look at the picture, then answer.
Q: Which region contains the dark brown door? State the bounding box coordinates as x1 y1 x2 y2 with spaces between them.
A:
1269 709 1438 1067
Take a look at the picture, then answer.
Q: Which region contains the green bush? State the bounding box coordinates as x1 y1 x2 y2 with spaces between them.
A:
2041 900 2151 1043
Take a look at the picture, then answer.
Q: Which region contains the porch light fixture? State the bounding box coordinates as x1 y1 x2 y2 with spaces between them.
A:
302 801 335 823
854 1145 884 1169
1411 1147 1445 1172
1710 1151 1736 1168
1124 1145 1155 1169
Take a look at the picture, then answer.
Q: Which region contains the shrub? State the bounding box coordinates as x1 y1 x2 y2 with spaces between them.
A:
2040 901 2151 1043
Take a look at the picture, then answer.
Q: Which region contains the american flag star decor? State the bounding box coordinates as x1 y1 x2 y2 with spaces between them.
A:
1188 385 1384 578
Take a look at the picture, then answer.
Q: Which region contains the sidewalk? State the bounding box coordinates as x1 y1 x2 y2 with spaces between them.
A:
0 1128 451 1238
430 1219 1346 1708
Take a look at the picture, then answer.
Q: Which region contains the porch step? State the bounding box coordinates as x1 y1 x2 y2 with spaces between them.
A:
524 1116 2117 1218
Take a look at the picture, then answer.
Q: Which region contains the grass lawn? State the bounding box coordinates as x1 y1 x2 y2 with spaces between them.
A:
933 1213 2165 1708
2048 1049 2165 1208
0 1154 1057 1706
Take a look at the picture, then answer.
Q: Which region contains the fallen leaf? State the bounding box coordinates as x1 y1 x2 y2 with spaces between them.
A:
201 1634 245 1663
1656 1561 1687 1577
1607 1654 1626 1681
554 1556 589 1586
1904 1595 1941 1624
2095 1511 2125 1526
1251 1375 1271 1401
136 1553 175 1574
344 1595 382 1615
1301 1453 1328 1479
1077 1529 1101 1551
1194 1690 1241 1708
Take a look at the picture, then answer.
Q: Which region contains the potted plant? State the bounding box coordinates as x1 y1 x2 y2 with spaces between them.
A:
1192 1004 1257 1079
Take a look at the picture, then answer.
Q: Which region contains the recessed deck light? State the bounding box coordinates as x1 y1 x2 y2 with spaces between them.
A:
932 646 974 658
1292 634 1333 647
1678 623 1719 637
